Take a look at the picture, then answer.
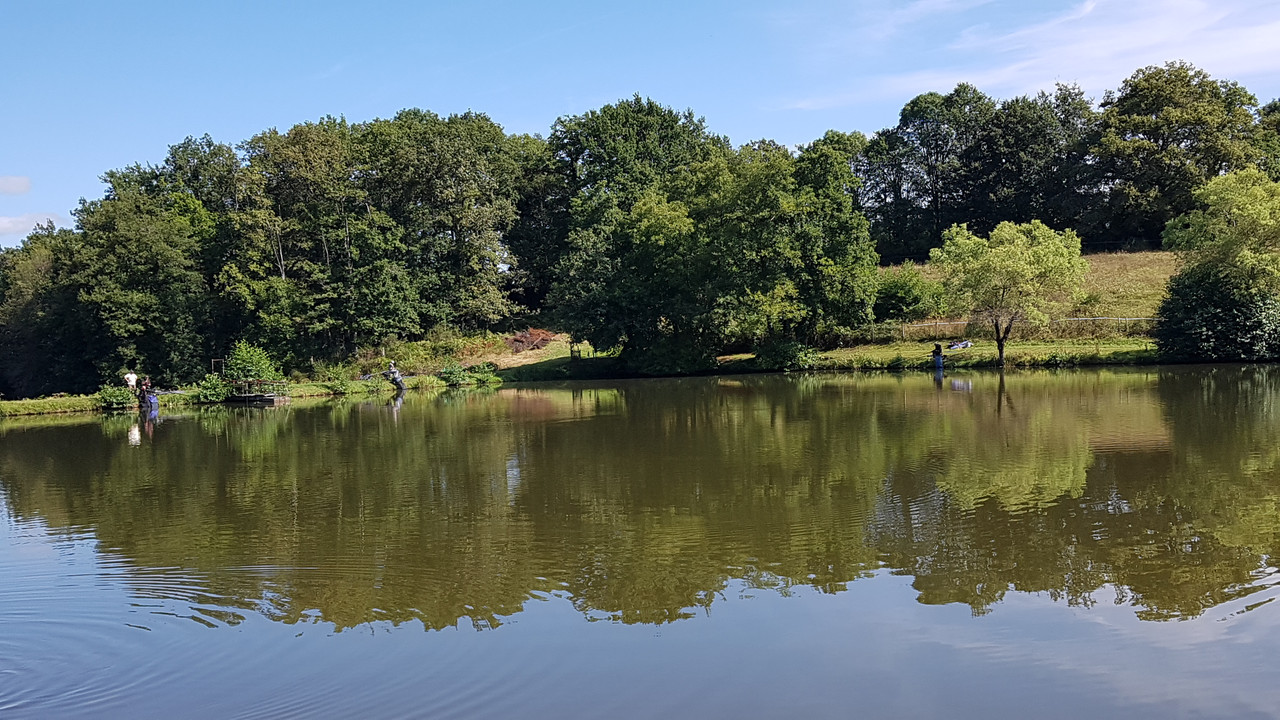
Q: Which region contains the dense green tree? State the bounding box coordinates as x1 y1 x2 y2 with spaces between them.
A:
357 110 520 331
1094 61 1261 248
549 104 876 372
0 225 99 396
503 133 571 311
546 97 733 370
930 220 1086 364
1155 169 1280 360
1253 99 1280 182
72 184 214 385
859 84 995 259
961 85 1102 238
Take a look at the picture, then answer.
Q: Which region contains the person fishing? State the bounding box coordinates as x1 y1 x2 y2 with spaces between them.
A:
138 376 158 407
382 361 406 392
931 343 945 370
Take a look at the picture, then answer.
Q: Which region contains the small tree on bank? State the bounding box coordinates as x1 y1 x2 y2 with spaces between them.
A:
930 220 1086 365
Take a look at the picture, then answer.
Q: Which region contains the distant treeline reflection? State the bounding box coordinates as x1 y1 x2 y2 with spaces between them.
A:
3 368 1279 629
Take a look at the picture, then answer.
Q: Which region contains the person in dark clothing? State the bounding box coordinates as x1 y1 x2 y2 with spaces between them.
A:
383 361 406 392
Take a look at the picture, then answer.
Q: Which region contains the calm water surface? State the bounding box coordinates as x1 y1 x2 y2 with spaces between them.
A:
3 368 1280 718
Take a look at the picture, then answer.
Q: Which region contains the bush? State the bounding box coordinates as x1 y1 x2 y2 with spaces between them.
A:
438 360 470 386
194 374 232 403
96 385 136 409
467 362 501 385
628 338 717 376
1154 263 1280 361
754 339 820 371
223 341 283 382
323 378 353 395
874 264 943 322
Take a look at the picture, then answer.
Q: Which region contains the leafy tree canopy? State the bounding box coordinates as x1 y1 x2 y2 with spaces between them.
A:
930 220 1086 364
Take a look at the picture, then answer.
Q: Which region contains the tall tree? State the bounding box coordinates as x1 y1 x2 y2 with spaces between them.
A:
860 84 996 260
1094 61 1261 248
0 225 99 396
960 85 1103 239
358 110 520 332
503 133 571 312
547 97 732 370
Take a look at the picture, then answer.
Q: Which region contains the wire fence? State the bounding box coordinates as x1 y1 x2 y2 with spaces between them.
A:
854 316 1156 343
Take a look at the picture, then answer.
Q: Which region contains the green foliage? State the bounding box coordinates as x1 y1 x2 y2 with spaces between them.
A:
194 374 232 403
1162 168 1280 282
1094 61 1261 248
549 107 877 371
95 385 136 409
753 339 820 371
1156 170 1280 361
437 360 470 386
436 360 501 386
223 340 283 382
4 67 1279 401
931 220 1087 363
873 263 942 322
1154 263 1280 361
467 362 501 385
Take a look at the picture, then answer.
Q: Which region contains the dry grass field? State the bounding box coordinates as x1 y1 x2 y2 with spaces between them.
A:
1077 251 1178 318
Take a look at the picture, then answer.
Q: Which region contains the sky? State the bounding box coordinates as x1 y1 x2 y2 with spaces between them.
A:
3 0 1280 246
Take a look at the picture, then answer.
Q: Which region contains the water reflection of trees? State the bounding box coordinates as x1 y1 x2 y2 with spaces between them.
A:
2 368 1279 629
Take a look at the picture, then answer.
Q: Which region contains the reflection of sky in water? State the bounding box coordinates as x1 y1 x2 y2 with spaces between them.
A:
4 507 1279 719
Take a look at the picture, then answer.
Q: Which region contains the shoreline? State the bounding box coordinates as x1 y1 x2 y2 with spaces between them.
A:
0 338 1159 420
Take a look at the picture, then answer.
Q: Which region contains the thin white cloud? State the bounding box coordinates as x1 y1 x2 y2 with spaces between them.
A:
787 0 1280 112
0 213 65 237
0 176 32 195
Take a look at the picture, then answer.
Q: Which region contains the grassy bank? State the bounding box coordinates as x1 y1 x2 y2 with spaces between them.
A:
814 338 1155 370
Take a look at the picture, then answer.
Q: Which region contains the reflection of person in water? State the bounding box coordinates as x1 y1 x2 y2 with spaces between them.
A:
390 389 405 422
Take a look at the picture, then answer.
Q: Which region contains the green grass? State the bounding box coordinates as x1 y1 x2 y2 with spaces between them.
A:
0 395 100 417
817 338 1156 370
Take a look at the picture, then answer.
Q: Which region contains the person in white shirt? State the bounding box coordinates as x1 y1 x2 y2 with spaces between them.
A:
124 370 138 390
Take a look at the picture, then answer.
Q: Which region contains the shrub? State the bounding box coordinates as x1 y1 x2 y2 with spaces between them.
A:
224 341 283 382
194 374 232 403
754 339 820 371
467 362 501 385
96 385 136 409
323 378 352 395
874 264 943 322
438 360 470 386
1154 263 1280 361
628 338 717 376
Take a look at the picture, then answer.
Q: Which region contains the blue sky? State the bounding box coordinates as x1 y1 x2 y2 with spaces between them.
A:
3 0 1280 246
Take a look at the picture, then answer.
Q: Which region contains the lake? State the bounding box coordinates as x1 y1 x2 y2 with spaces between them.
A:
3 368 1280 719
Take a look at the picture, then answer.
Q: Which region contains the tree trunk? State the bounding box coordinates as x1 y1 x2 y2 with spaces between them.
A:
993 318 1005 366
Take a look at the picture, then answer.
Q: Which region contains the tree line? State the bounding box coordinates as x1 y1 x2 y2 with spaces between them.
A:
2 61 1278 398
